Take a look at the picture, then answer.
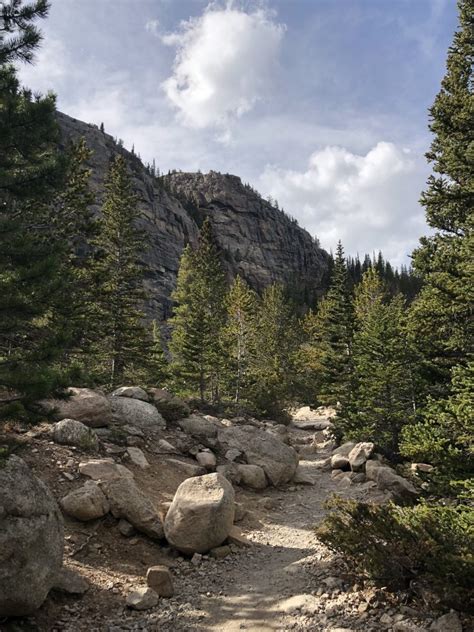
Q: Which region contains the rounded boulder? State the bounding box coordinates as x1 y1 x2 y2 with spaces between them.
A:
164 473 235 554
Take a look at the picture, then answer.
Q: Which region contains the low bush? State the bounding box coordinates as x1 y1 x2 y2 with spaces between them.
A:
155 397 190 422
317 496 474 610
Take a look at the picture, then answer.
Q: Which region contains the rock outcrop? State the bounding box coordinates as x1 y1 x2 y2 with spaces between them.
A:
57 112 330 317
41 387 111 428
0 456 64 616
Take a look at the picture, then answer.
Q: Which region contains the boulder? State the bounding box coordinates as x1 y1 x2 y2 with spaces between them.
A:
196 450 217 471
126 587 158 610
164 473 235 554
217 425 298 486
217 462 242 485
430 611 462 632
178 414 222 440
146 565 174 597
41 387 111 428
292 406 333 430
348 442 374 471
330 454 350 470
0 456 64 616
60 481 110 521
52 418 99 450
366 460 418 502
109 397 166 431
127 447 150 469
148 387 173 403
79 458 133 482
225 448 243 462
237 464 267 489
332 441 356 457
111 386 149 401
100 477 164 539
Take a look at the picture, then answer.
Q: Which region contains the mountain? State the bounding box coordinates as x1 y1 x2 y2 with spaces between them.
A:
57 112 330 318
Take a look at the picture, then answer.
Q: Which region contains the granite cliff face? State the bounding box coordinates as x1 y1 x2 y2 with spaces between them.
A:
57 112 330 318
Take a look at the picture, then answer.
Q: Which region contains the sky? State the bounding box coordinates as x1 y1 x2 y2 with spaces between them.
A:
19 0 459 267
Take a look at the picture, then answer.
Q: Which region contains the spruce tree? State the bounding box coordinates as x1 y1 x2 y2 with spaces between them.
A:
169 218 227 401
89 156 149 386
339 269 417 454
408 0 473 397
0 1 67 409
312 241 354 408
221 275 258 404
247 284 297 419
147 320 169 386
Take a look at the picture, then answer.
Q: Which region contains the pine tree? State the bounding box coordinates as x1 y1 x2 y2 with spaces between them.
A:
169 218 227 401
88 156 149 386
0 1 68 410
339 269 417 454
312 241 354 408
247 284 298 419
146 320 169 385
408 0 473 397
221 275 258 404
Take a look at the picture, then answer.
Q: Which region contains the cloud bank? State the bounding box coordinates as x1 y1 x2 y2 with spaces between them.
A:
259 142 428 266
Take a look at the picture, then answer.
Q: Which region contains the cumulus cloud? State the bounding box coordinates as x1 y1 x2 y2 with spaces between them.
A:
145 19 161 36
259 142 428 266
161 5 285 128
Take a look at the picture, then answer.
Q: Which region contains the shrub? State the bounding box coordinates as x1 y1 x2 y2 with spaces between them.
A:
155 397 190 422
317 496 474 610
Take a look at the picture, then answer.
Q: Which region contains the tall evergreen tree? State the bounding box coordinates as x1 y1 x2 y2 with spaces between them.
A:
169 218 227 401
0 1 68 409
312 241 354 408
339 269 417 454
146 320 169 386
247 284 298 419
408 0 473 397
221 275 257 404
88 156 149 386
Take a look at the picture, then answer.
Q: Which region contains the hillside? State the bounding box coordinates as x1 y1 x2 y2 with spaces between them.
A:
57 113 330 318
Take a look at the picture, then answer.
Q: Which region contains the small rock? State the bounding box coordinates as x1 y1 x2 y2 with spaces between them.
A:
52 568 89 595
196 450 217 471
52 419 99 451
210 545 232 559
331 454 350 470
126 586 159 610
237 464 267 489
60 481 110 521
348 442 374 471
146 565 174 597
127 447 149 469
225 448 242 462
111 386 149 401
118 518 135 537
234 502 247 523
166 458 206 478
191 553 202 566
79 458 134 482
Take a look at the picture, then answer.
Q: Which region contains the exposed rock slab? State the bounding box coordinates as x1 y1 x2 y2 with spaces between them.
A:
41 387 111 428
79 458 134 482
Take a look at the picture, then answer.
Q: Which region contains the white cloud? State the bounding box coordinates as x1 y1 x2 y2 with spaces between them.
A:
161 5 285 128
259 142 428 266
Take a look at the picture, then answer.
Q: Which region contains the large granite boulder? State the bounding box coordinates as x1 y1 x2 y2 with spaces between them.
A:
109 396 166 431
164 473 235 554
0 456 64 616
100 477 164 539
40 387 111 428
217 425 298 486
178 414 222 440
52 418 99 450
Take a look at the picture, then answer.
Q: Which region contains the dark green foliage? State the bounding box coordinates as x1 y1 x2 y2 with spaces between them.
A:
170 218 227 402
0 0 49 64
336 269 417 455
146 320 169 386
346 252 422 302
400 361 474 496
0 3 67 410
298 242 354 409
317 497 474 609
87 156 149 386
408 0 473 397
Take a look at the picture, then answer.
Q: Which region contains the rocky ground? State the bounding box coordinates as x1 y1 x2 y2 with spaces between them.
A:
0 396 470 632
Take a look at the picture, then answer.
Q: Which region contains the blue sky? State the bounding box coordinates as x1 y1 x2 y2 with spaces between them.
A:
20 0 458 266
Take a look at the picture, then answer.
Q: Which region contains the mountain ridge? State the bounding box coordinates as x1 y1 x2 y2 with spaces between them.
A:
57 112 330 317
